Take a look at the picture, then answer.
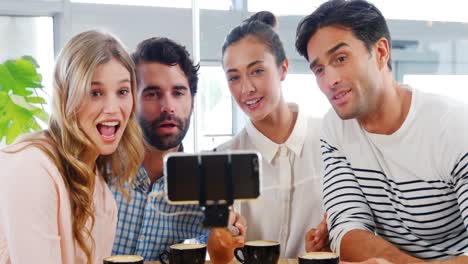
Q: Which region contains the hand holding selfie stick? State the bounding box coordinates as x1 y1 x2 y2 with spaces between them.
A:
228 225 240 237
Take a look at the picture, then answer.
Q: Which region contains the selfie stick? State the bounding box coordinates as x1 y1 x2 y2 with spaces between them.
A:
197 154 234 228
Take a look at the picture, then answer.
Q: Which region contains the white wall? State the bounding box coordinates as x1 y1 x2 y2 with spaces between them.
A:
2 0 468 147
2 0 468 74
69 3 193 52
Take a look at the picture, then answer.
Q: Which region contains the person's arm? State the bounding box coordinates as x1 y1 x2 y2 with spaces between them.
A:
341 255 468 264
321 134 422 262
340 230 420 263
430 256 468 264
319 118 376 255
0 148 62 263
435 105 468 264
436 155 468 264
207 211 246 264
321 116 423 262
343 104 468 264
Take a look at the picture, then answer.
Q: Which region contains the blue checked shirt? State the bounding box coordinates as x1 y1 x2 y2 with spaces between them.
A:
109 166 209 260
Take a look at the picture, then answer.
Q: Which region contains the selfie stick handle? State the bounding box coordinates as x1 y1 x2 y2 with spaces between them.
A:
197 154 234 228
225 153 234 206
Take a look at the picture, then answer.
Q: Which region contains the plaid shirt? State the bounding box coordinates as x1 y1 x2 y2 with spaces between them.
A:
109 166 209 260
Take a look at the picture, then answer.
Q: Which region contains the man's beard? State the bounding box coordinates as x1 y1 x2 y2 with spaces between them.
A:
139 112 191 151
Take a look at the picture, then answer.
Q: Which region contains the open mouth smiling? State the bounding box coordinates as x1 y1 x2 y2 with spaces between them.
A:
97 120 120 140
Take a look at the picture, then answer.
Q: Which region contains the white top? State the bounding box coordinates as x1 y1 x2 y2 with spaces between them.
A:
321 87 468 260
217 103 324 258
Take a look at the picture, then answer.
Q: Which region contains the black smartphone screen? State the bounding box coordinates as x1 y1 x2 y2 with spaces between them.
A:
164 151 261 203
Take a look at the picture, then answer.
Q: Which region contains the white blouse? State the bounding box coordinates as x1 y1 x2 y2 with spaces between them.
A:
217 103 324 258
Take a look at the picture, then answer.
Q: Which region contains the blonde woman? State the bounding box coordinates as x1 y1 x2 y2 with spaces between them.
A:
0 30 144 263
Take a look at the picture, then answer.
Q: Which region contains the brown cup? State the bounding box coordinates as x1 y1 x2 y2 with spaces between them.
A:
103 255 144 264
159 243 207 264
298 252 339 264
234 240 280 264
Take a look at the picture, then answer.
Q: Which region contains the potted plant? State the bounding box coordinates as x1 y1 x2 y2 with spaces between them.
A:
0 56 49 144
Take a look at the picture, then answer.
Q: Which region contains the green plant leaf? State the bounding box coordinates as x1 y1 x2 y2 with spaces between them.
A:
31 108 49 123
0 64 15 92
0 120 8 143
0 94 46 144
6 119 22 144
0 91 8 108
28 118 42 131
25 96 47 104
0 97 16 124
9 93 35 111
14 58 43 88
0 56 48 144
7 105 36 144
21 55 40 68
4 59 43 96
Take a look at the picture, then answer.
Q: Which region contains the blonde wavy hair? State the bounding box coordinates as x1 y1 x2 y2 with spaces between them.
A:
11 30 144 263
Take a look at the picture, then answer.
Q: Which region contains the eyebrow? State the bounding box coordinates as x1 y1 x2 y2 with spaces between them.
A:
142 85 159 92
309 42 350 70
226 60 263 74
141 85 189 92
91 79 131 86
174 85 189 91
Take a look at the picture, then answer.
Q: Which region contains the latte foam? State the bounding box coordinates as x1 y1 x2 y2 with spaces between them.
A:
300 252 338 260
171 243 206 250
245 240 279 246
104 255 143 262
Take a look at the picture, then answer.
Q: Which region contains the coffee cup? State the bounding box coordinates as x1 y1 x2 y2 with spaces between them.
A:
234 240 280 264
298 252 339 264
158 243 207 264
103 255 144 264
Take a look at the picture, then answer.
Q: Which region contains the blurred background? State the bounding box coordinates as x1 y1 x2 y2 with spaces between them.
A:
1 0 467 149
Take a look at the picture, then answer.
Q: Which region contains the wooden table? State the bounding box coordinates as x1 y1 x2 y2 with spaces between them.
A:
147 259 297 264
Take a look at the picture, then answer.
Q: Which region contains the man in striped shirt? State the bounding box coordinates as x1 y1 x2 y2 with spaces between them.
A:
295 0 468 263
108 37 246 262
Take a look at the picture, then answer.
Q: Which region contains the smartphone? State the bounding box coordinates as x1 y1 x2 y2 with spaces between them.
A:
164 151 261 204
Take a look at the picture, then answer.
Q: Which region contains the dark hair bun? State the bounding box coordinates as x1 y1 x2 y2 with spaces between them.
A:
245 11 278 29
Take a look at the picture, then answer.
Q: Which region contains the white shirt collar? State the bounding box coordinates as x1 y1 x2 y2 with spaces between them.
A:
245 103 307 163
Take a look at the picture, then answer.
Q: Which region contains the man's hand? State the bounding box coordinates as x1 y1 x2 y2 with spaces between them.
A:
305 213 329 252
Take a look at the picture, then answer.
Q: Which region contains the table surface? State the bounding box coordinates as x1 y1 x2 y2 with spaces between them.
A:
146 259 298 264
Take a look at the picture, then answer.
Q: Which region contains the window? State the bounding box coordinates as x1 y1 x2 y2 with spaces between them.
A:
403 75 468 104
0 16 54 145
371 0 468 23
197 66 233 151
248 0 468 22
248 0 325 15
282 74 330 118
0 16 54 113
70 0 232 10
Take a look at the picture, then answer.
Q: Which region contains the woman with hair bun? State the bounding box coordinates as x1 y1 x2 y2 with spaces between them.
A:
217 11 328 257
244 10 279 31
0 30 144 264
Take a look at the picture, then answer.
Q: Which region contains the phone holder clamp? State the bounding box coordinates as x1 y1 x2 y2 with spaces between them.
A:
197 154 234 228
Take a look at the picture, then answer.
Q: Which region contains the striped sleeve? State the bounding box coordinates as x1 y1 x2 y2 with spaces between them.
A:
440 104 468 235
453 152 468 233
320 134 376 254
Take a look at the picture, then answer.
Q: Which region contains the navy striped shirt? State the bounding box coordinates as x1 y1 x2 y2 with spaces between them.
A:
321 88 468 260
